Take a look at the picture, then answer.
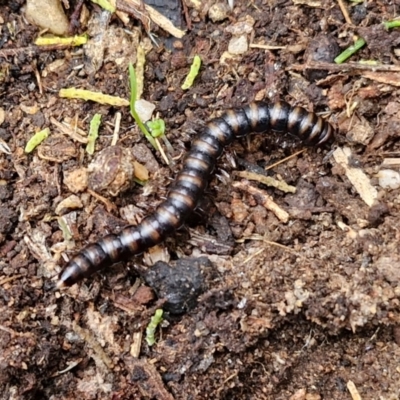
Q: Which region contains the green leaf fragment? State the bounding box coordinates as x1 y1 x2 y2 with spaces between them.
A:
147 119 166 138
59 88 129 106
135 45 146 100
57 217 73 241
334 38 366 64
90 0 116 12
146 309 163 346
383 20 400 29
35 34 88 47
25 128 50 153
128 64 157 149
86 114 102 155
129 63 137 111
181 55 201 90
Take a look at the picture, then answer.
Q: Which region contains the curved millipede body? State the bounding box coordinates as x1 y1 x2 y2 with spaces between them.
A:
58 101 334 287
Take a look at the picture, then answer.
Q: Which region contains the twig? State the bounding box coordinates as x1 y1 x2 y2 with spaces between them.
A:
291 61 400 73
237 234 296 254
347 380 362 400
250 43 286 50
181 0 192 31
33 61 43 95
69 0 85 34
265 149 305 171
87 189 117 213
111 112 122 146
233 180 289 222
0 47 39 58
0 274 24 286
337 0 353 25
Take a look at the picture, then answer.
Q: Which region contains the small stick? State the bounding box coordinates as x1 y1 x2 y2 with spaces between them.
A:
265 149 305 171
69 0 85 34
233 180 290 222
181 0 192 30
337 0 353 25
111 112 122 146
291 61 400 73
87 189 117 213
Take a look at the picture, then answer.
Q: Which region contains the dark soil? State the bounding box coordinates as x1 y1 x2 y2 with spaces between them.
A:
1 1 400 399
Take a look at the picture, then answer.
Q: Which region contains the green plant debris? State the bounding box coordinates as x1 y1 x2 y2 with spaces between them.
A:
59 88 129 107
135 44 146 100
334 38 366 64
358 60 380 65
128 64 157 149
181 55 201 90
147 118 174 161
86 114 102 155
383 20 400 29
90 0 116 12
35 34 88 47
25 128 50 153
146 309 163 346
133 178 147 186
57 217 73 241
236 170 296 193
147 119 166 138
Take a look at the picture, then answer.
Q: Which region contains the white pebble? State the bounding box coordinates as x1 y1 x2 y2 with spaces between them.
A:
228 35 248 55
377 169 400 189
134 99 156 123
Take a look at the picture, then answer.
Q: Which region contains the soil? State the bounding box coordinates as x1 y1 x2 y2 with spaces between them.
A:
1 1 400 399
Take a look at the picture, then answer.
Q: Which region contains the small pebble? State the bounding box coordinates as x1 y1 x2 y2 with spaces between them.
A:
63 168 88 193
88 146 135 196
377 169 400 189
25 0 69 36
228 35 248 55
134 99 155 123
208 3 230 23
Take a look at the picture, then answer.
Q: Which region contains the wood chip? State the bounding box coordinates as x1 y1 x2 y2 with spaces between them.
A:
129 359 174 400
233 180 289 222
381 158 400 169
119 0 185 39
347 380 362 400
130 331 142 358
292 0 322 7
362 71 400 87
291 61 400 73
0 107 5 125
333 147 378 207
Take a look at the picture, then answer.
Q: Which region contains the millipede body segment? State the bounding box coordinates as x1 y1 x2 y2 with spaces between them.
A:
58 101 334 287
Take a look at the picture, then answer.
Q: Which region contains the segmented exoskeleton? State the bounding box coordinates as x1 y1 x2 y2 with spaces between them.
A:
57 101 334 287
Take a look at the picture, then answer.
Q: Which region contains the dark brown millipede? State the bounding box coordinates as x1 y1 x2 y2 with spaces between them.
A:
57 101 334 288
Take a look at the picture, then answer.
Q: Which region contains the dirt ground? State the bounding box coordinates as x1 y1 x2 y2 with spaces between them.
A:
1 0 400 399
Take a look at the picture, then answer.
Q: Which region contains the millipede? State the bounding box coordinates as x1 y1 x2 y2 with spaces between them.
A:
57 101 334 288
